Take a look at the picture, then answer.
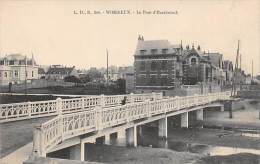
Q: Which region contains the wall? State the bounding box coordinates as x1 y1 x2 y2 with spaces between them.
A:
0 79 75 92
237 90 260 99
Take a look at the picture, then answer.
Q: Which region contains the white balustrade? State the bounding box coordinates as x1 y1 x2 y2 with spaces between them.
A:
32 91 231 157
0 93 158 123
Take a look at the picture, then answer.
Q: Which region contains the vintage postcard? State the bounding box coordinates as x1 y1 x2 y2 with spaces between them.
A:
0 0 260 164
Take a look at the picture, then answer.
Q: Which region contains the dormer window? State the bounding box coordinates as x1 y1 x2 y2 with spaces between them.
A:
140 50 147 55
162 49 168 54
191 58 197 65
151 49 158 54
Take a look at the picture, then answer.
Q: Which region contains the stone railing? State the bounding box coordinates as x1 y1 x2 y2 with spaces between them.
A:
0 93 162 123
32 91 231 157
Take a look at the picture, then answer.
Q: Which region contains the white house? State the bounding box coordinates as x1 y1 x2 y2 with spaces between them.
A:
0 54 39 86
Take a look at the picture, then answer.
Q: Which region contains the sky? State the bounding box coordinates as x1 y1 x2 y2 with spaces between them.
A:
0 0 260 75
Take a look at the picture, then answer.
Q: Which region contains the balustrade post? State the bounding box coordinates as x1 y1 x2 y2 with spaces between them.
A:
81 97 85 111
152 92 156 101
95 106 103 131
163 100 167 113
32 124 41 157
146 99 151 117
159 92 163 99
56 98 62 115
32 124 46 158
100 94 105 108
27 101 32 118
175 96 180 110
130 93 134 104
193 94 198 106
59 115 64 141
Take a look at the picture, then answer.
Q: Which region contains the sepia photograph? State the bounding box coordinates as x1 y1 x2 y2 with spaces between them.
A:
0 0 260 164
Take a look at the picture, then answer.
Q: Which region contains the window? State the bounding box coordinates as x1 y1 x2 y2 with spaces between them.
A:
14 70 18 77
161 61 167 70
150 75 157 85
9 60 14 65
138 74 146 85
161 75 168 86
191 58 197 65
32 71 34 77
151 49 158 54
162 49 168 54
27 60 32 65
0 60 4 65
4 72 7 78
140 50 147 55
151 61 157 71
140 61 145 71
26 71 28 77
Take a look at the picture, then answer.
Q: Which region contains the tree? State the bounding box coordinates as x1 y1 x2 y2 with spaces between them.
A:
117 78 126 94
64 75 81 84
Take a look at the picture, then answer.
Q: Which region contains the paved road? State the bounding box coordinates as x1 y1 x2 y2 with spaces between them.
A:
0 116 54 158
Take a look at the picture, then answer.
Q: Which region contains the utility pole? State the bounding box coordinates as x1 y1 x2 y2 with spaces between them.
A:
232 40 240 97
106 49 109 93
251 60 254 78
25 55 28 99
230 40 240 118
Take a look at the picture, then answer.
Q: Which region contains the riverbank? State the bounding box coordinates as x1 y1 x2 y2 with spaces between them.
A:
195 153 260 164
85 144 201 164
203 99 260 130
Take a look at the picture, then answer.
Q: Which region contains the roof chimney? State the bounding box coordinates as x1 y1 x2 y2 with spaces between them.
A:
138 35 142 41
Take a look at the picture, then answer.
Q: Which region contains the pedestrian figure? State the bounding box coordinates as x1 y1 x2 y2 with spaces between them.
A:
121 96 127 105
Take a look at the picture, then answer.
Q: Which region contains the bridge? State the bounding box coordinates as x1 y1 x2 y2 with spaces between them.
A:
0 91 231 163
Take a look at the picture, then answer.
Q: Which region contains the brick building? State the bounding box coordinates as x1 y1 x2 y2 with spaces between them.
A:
134 36 182 93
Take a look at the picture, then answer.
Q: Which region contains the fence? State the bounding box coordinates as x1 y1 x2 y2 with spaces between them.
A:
0 93 162 123
32 91 231 157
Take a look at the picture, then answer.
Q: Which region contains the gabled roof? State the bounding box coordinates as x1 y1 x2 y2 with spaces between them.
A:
46 66 75 75
4 54 26 60
181 48 210 62
208 53 223 67
38 68 46 74
135 40 181 55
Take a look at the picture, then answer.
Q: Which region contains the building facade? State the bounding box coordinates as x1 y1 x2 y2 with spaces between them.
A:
134 36 235 94
0 54 39 86
45 65 79 80
134 36 182 92
182 46 212 85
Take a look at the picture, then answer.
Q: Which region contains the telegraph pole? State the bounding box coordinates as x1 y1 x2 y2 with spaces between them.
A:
230 40 240 118
25 55 28 99
106 49 109 93
232 40 240 97
251 60 254 78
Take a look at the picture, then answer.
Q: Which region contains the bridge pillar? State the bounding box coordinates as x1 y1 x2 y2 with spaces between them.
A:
117 129 126 139
126 126 137 147
220 105 225 112
138 125 143 137
105 134 110 145
196 109 203 121
158 117 167 138
69 143 84 161
181 112 189 128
